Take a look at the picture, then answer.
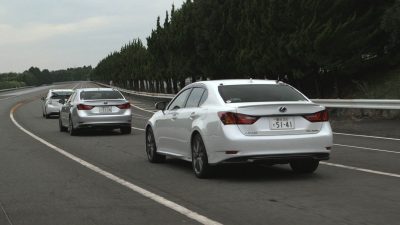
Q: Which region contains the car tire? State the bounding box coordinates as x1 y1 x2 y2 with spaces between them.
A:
59 117 67 132
120 126 131 134
145 127 165 163
290 159 319 173
44 109 50 119
68 117 78 136
191 134 213 178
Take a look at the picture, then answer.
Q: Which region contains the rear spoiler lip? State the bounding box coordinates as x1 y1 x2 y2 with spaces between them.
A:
234 102 321 109
82 99 127 102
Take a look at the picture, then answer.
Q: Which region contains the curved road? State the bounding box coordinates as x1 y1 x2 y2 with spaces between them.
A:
1 82 399 225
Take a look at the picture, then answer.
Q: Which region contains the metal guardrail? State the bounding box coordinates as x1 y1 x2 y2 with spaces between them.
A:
0 86 33 93
93 82 400 110
312 99 400 110
94 82 174 100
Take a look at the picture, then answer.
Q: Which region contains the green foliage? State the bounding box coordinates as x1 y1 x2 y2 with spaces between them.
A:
0 66 92 89
92 0 399 97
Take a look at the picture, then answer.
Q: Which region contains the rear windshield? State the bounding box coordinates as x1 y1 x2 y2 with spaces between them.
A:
80 91 124 100
51 92 73 99
218 84 307 103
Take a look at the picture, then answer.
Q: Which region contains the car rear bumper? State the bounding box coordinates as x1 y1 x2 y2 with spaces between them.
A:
74 113 132 129
205 123 333 164
45 104 61 114
221 152 329 164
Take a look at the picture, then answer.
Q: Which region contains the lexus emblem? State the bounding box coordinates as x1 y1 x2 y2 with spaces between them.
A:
279 106 287 113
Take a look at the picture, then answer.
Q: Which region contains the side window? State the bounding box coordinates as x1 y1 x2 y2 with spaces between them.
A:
167 89 191 110
198 89 208 106
185 88 205 108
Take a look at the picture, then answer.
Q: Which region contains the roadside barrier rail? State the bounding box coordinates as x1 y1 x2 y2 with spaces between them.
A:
93 82 400 110
311 99 400 110
0 86 33 93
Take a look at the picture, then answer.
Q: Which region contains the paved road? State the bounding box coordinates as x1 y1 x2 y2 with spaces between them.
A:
1 82 399 225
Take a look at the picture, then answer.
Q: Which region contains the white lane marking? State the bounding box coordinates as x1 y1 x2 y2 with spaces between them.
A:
72 83 80 89
334 132 400 141
10 106 222 225
132 126 145 131
321 162 400 178
0 201 13 225
130 103 157 113
132 115 149 120
132 112 150 119
334 144 400 154
0 96 15 101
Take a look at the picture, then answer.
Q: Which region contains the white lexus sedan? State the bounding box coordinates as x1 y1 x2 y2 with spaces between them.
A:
146 79 333 178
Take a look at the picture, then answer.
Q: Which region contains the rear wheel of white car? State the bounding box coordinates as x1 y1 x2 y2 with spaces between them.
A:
191 134 212 178
59 117 67 132
290 159 319 173
120 126 131 134
68 117 78 136
146 128 165 163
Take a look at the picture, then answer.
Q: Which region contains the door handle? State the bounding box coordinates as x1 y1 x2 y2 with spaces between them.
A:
189 112 196 120
171 112 178 120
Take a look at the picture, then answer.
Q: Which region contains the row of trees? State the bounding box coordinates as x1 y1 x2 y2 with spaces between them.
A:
0 66 92 89
91 0 400 98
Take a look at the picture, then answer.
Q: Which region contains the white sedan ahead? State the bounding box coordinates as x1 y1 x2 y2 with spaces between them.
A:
146 79 333 178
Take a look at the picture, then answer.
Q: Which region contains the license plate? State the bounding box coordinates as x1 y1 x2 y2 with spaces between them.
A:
99 106 112 113
270 117 295 130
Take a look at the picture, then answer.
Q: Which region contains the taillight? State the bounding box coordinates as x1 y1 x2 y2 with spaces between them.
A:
77 104 94 110
303 110 329 122
117 103 131 109
218 112 259 125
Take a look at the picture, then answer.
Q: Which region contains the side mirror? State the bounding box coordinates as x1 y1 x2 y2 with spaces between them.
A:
155 102 167 111
59 99 65 104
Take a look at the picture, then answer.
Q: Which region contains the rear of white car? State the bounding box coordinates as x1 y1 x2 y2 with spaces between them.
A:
206 83 332 164
146 79 333 178
42 89 73 118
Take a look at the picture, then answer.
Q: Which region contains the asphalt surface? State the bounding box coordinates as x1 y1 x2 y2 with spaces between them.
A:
0 82 399 225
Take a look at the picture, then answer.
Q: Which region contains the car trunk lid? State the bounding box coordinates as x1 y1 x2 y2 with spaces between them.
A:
228 102 326 136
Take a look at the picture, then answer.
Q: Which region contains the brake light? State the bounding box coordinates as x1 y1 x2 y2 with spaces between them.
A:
117 103 131 109
303 110 329 122
77 104 94 110
218 112 259 125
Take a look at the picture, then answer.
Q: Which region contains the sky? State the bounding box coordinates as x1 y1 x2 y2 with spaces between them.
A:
0 0 185 73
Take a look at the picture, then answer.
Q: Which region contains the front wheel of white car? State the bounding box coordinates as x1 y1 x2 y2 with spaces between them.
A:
191 134 212 178
68 117 78 136
59 117 67 132
290 159 319 173
146 127 165 163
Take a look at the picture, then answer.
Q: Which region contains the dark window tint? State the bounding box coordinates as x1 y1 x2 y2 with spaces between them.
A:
218 84 307 103
167 89 191 110
51 92 73 99
185 88 205 108
80 91 124 100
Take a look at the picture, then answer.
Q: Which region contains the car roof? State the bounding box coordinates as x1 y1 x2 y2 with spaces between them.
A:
191 79 281 88
195 79 277 86
49 89 74 92
76 88 117 92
